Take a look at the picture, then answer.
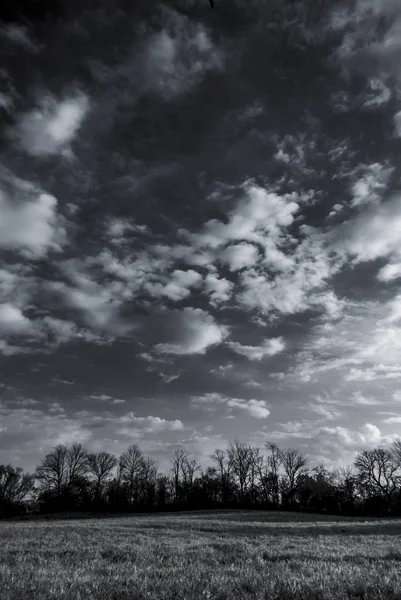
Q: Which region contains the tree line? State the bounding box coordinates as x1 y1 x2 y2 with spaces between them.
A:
2 439 401 518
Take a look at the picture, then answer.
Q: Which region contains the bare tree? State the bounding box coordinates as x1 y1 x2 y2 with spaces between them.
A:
35 445 68 495
280 447 308 506
181 457 201 502
265 442 283 507
332 465 358 510
140 456 158 507
248 447 263 505
354 448 400 501
391 440 401 468
170 448 188 503
66 444 89 486
211 448 233 505
87 451 117 502
0 465 35 506
119 444 145 506
227 440 253 504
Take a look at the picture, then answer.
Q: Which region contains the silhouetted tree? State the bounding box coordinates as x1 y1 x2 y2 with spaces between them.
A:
0 464 35 516
170 448 188 505
66 444 90 485
35 445 68 496
264 442 283 507
332 466 358 514
211 448 234 505
181 456 201 504
280 447 308 508
87 451 117 505
354 448 400 515
119 444 145 508
228 441 254 505
140 456 158 508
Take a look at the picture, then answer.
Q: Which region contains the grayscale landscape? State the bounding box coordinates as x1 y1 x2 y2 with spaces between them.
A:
2 0 401 597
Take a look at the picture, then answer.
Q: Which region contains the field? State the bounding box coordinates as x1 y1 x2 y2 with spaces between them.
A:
1 511 401 599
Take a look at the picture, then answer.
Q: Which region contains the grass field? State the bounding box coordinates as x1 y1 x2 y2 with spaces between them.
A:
1 510 401 599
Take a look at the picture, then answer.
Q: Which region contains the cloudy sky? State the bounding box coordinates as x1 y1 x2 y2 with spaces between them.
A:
1 0 401 474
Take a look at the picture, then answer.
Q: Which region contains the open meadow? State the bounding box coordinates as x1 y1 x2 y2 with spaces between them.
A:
1 511 401 599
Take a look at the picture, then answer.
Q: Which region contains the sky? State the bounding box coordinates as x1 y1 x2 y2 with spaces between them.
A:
1 0 401 475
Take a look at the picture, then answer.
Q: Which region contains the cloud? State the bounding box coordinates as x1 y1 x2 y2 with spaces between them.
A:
178 183 341 318
307 402 342 421
220 243 259 271
191 393 270 419
89 394 113 401
383 416 401 424
48 259 137 337
328 203 344 217
377 262 401 283
159 373 180 384
89 10 223 111
226 398 270 419
142 18 224 99
363 78 392 108
0 404 92 465
105 217 149 246
394 111 401 137
161 269 202 301
0 181 66 258
0 303 33 335
238 236 336 317
261 420 401 467
350 163 394 208
319 423 390 448
204 272 233 306
333 194 401 265
183 184 300 254
155 308 229 355
284 293 401 390
227 336 286 361
330 0 401 85
41 318 84 346
13 92 89 157
346 367 401 382
118 413 184 434
0 24 37 51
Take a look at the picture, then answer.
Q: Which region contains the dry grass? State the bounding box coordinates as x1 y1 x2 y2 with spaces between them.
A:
1 511 401 599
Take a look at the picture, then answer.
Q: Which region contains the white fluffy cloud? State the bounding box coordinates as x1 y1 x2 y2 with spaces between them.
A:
220 243 259 271
350 163 393 208
119 413 184 433
238 235 335 316
226 398 270 419
183 185 300 253
161 269 202 301
14 92 89 157
204 272 233 306
228 336 286 361
0 186 65 258
155 308 229 355
333 194 401 264
179 184 340 318
191 393 270 419
377 262 401 283
318 423 395 448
